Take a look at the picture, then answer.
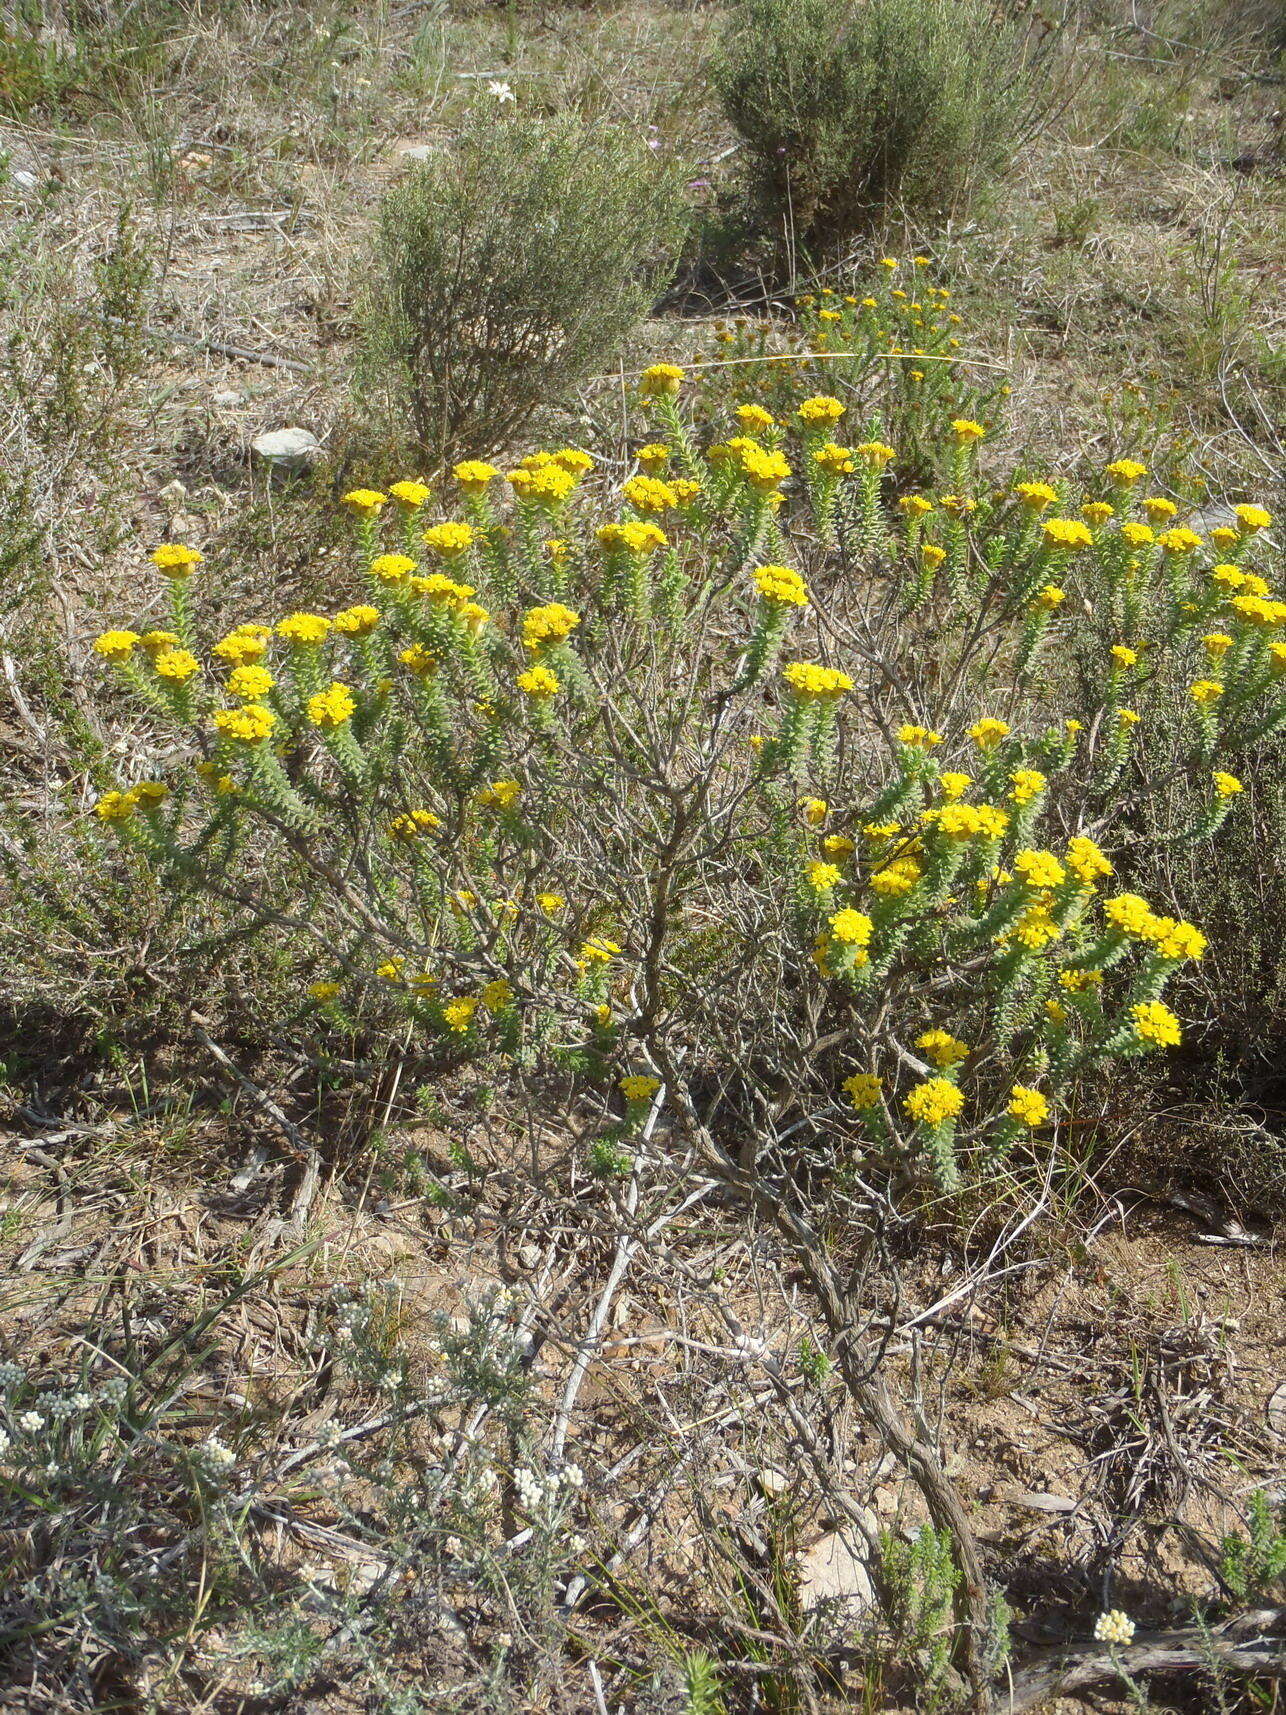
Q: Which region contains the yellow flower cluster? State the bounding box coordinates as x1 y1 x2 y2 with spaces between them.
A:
904 1077 965 1126
783 661 853 700
753 564 809 608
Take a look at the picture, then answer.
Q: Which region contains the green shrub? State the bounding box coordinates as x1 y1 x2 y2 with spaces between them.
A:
356 111 689 466
711 0 1046 252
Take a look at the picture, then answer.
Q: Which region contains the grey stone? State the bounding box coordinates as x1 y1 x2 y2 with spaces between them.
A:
252 426 323 472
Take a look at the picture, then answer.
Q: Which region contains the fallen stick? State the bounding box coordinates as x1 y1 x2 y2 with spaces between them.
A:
1004 1607 1286 1712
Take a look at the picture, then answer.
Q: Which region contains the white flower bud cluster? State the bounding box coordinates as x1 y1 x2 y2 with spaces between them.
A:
514 1461 584 1520
197 1435 236 1475
1094 1610 1136 1646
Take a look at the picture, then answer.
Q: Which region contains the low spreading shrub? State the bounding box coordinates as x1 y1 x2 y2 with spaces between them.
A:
710 0 1047 254
81 260 1281 1214
356 110 689 466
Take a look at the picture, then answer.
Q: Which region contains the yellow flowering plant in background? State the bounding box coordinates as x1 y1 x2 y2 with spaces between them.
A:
85 264 1280 1203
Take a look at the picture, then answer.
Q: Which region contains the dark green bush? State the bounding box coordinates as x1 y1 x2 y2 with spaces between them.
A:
356 111 689 466
711 0 1046 253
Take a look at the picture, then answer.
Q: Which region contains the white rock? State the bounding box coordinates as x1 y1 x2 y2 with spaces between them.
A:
11 170 39 193
252 426 323 472
158 480 188 507
757 1467 789 1497
212 389 245 408
797 1528 874 1617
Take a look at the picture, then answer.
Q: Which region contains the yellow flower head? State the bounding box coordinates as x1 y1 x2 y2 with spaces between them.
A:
1015 481 1058 512
1158 527 1202 556
94 789 136 824
277 612 331 647
1014 848 1066 890
969 717 1010 751
1202 632 1232 660
454 460 500 494
536 891 565 915
398 644 439 676
1110 644 1138 668
1212 770 1243 798
950 419 986 444
921 543 948 570
620 1073 661 1103
782 661 853 701
1008 1086 1049 1127
1106 458 1147 487
899 494 934 517
411 572 474 608
212 703 275 745
1042 517 1094 551
598 520 667 556
1118 707 1140 728
623 474 678 515
1142 496 1178 523
442 996 478 1033
736 444 791 491
735 403 775 432
307 682 356 731
1104 892 1156 936
1234 503 1272 535
578 936 621 966
154 648 201 683
332 604 381 637
481 979 515 1013
94 629 140 663
801 796 828 826
517 664 560 699
368 553 417 587
1132 1000 1181 1048
904 1076 964 1127
389 480 431 511
387 808 441 841
939 771 973 800
150 543 203 578
521 602 581 651
640 363 684 398
806 860 843 892
898 725 943 748
422 521 476 559
813 441 855 475
842 1072 882 1111
799 395 846 426
637 442 671 472
1189 678 1223 706
341 488 387 519
550 448 594 476
854 440 895 470
1211 526 1239 549
829 908 873 946
227 664 273 701
1009 768 1046 805
933 803 1010 842
753 564 809 608
823 833 856 859
1082 501 1115 525
870 856 922 896
477 778 522 810
308 981 343 1003
917 1027 968 1069
1066 835 1112 885
1121 521 1155 547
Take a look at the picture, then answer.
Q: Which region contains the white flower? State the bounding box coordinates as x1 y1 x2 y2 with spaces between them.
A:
0 1430 10 1456
198 1435 235 1473
46 1395 78 1421
18 1412 44 1434
69 1393 94 1413
1094 1610 1136 1646
0 1362 25 1389
560 1462 584 1490
487 80 515 102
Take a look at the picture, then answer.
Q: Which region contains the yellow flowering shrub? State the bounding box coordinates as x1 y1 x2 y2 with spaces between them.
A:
85 282 1282 1201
